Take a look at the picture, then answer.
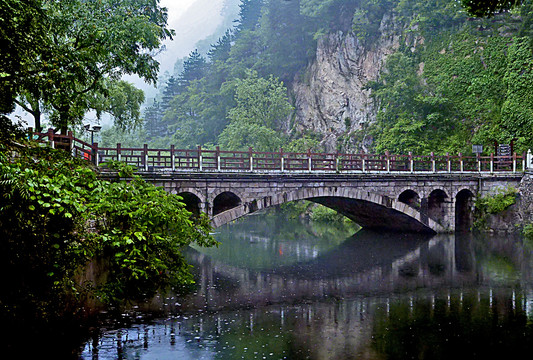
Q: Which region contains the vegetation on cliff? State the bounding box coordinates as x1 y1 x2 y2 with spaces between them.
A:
95 0 532 158
370 2 533 155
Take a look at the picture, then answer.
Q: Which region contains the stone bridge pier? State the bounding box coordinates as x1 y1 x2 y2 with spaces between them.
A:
149 173 522 234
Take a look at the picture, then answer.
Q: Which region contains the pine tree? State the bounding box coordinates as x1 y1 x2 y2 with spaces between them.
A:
177 50 207 89
234 0 264 33
208 30 235 63
144 100 165 139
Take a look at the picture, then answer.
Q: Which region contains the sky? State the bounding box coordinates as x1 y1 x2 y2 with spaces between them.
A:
163 0 197 19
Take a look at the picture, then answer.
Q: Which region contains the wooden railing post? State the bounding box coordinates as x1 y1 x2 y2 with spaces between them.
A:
477 153 481 172
249 147 253 172
447 153 451 173
335 151 340 172
362 153 366 172
143 144 149 171
47 128 54 148
216 146 221 171
67 131 74 152
93 142 99 165
459 153 463 172
490 153 494 173
197 146 203 171
307 149 312 172
117 143 122 162
280 148 284 172
431 152 435 173
409 152 413 173
170 145 175 171
385 151 390 173
513 152 517 172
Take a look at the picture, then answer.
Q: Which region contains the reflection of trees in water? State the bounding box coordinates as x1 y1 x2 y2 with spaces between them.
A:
200 212 354 269
372 289 533 359
84 233 533 358
83 288 533 360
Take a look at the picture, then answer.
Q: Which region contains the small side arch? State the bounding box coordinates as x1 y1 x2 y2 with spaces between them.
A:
455 189 475 232
177 192 202 216
213 191 242 216
398 189 420 209
427 189 448 225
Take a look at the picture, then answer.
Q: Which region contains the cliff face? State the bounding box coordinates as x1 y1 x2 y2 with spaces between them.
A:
479 174 533 234
290 13 415 152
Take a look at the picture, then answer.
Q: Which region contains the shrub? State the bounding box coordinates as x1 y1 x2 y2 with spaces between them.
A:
476 186 518 214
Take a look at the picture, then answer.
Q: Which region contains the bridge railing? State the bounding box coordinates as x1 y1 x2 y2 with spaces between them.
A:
31 129 529 174
31 128 96 162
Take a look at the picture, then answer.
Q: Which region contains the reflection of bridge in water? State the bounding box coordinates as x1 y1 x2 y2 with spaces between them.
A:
165 232 480 312
115 232 533 360
91 231 533 359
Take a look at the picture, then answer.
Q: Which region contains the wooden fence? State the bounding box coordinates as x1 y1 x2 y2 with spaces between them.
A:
31 129 528 174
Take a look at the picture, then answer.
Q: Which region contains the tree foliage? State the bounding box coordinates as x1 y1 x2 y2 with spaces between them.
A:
461 0 524 17
2 0 173 132
218 70 293 151
0 135 216 325
0 0 46 114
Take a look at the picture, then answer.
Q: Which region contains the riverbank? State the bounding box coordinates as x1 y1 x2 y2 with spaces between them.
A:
0 129 216 357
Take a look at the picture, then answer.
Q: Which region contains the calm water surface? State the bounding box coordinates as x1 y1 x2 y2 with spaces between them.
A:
79 212 533 359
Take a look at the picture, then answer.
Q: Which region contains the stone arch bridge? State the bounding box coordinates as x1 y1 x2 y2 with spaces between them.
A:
137 172 522 234
31 130 529 234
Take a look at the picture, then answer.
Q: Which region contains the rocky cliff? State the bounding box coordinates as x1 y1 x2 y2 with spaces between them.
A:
291 12 412 152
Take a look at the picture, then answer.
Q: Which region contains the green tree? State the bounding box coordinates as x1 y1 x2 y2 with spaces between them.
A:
218 70 293 151
461 0 523 17
165 78 235 148
91 80 145 131
14 0 173 133
0 0 46 115
235 0 264 32
144 99 165 140
255 0 314 81
0 135 216 326
176 49 207 90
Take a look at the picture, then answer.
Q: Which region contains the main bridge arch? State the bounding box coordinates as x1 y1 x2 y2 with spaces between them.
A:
210 187 446 233
150 173 522 233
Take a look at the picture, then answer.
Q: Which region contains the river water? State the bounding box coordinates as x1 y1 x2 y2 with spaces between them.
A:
79 211 533 359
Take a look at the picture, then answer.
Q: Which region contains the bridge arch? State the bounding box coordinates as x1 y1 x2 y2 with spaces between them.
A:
171 187 205 201
427 189 449 225
213 191 242 216
211 187 446 233
398 189 420 208
177 191 202 216
455 189 475 232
